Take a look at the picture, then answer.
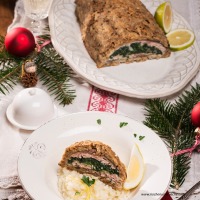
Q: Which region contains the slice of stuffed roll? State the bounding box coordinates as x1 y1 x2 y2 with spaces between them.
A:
59 140 127 190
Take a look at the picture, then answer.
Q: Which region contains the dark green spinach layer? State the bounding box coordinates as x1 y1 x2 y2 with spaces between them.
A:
110 42 162 59
68 157 119 175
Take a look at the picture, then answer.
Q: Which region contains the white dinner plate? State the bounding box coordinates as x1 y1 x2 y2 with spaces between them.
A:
18 111 172 200
48 0 200 99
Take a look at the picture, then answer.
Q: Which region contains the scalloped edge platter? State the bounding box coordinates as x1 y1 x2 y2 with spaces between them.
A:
49 0 200 98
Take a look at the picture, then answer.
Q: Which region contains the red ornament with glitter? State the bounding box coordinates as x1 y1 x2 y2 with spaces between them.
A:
4 27 36 57
191 102 200 127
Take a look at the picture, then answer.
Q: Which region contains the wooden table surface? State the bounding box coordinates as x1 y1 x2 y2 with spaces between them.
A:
0 0 16 36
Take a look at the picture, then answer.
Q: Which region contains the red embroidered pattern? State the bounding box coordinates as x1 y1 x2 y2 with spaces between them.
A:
87 86 119 113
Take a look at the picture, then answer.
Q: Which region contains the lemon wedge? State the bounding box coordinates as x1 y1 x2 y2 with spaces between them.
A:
166 28 195 51
154 2 173 33
123 143 145 190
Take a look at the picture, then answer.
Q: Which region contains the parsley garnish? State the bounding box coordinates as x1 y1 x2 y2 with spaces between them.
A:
133 133 145 141
97 119 101 125
139 135 145 141
81 175 95 187
119 122 128 128
75 191 80 195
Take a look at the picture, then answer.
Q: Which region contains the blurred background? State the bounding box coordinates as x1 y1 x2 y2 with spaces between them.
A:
0 0 16 36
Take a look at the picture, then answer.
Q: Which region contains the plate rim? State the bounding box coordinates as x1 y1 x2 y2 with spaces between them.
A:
18 111 172 200
48 0 200 99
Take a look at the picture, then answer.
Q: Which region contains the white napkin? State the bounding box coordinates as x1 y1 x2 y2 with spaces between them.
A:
0 89 24 187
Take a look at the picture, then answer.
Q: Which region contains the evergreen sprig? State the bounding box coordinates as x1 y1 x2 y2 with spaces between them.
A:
36 46 76 105
0 35 22 94
0 34 76 105
143 83 200 189
0 64 21 94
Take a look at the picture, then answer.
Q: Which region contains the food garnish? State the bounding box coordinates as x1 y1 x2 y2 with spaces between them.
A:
81 175 95 187
75 191 80 195
119 122 128 128
154 2 173 33
124 143 145 190
166 29 195 51
139 136 145 141
97 119 101 125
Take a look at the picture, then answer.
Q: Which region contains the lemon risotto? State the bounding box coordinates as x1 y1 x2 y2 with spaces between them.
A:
57 168 131 200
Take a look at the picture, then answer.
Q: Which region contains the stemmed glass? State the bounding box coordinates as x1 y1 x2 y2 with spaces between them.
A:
23 0 53 35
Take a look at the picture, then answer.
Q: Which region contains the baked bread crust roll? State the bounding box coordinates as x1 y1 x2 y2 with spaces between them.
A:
59 140 127 190
75 0 171 68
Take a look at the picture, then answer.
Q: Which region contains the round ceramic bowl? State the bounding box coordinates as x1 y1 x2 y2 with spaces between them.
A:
6 88 57 130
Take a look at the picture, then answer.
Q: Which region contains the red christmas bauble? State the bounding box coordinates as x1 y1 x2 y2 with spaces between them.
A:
5 27 36 57
191 102 200 127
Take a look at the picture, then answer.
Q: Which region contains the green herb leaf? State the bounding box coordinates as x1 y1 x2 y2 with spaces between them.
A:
119 122 128 128
133 133 137 138
139 135 145 141
75 191 80 195
97 119 101 125
81 175 95 187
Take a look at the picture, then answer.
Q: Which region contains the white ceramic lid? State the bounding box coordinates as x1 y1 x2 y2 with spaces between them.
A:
6 88 57 130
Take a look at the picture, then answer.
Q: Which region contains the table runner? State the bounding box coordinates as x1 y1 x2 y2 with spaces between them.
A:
0 0 200 199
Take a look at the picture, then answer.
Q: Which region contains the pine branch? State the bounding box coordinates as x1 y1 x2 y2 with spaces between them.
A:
174 85 200 133
0 63 21 94
0 32 76 105
0 35 22 94
143 83 200 189
36 48 76 105
144 99 176 147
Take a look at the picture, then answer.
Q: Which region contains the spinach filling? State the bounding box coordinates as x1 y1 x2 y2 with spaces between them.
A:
68 157 119 175
109 42 162 59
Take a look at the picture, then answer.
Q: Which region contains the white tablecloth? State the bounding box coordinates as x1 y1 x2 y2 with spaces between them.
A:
1 0 200 199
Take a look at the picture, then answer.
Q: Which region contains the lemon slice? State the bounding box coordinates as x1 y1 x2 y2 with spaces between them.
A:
154 2 173 33
123 143 145 190
166 29 195 51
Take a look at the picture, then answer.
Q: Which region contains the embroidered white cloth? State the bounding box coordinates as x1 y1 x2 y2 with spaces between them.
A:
0 0 200 199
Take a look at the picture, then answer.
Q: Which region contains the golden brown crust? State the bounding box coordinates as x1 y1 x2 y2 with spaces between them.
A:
75 0 170 68
59 140 127 190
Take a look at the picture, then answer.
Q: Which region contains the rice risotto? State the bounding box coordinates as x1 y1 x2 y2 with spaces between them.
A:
57 168 131 200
